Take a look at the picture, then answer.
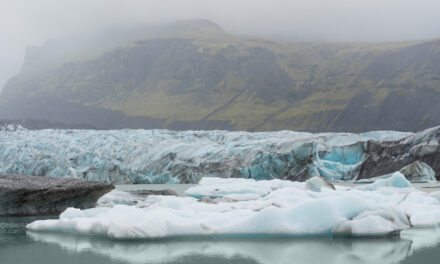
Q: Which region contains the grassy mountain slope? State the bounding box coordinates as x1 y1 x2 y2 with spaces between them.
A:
1 20 440 131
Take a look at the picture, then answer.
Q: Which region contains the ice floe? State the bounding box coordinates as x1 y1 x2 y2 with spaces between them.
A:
26 176 440 239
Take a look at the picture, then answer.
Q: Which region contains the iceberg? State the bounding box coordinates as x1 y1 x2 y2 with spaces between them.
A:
27 176 440 239
1 126 439 184
356 172 412 191
305 176 335 192
97 189 178 207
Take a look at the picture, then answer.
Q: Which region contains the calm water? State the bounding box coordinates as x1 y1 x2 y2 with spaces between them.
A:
2 216 440 264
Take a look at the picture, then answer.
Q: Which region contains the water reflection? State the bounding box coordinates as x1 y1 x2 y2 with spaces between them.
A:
26 229 440 264
400 228 440 251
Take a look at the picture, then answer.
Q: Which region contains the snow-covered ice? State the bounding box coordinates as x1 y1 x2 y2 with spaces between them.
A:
26 176 440 239
1 127 436 183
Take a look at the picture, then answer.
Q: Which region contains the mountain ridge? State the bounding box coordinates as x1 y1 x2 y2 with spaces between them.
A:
1 20 440 132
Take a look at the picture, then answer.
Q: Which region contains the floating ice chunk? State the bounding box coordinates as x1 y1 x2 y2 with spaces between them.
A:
26 178 419 239
409 209 440 227
335 209 410 236
184 177 299 199
96 189 178 208
400 161 436 183
97 190 141 207
26 195 410 239
357 172 412 191
337 215 395 236
430 191 440 202
305 176 335 192
398 191 440 227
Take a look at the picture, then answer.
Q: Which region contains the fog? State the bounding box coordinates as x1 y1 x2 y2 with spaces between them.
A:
1 0 440 91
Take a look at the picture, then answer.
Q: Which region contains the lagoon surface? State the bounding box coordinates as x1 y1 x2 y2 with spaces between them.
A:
3 216 440 264
2 184 440 264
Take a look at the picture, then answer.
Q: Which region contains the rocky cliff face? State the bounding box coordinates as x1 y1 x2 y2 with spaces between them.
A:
1 20 439 132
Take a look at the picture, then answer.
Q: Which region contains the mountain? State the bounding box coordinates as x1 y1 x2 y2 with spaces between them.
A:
1 20 440 132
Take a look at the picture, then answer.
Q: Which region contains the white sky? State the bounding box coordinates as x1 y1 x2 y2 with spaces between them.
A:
1 0 440 91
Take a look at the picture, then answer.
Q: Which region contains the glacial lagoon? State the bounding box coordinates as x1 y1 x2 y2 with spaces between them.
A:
3 183 440 264
2 216 440 264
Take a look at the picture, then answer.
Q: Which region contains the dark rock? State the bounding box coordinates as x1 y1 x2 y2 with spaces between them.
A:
358 126 440 180
0 174 114 216
198 197 218 204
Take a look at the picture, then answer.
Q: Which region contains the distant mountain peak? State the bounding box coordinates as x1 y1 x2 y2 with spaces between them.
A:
163 19 229 39
170 19 223 29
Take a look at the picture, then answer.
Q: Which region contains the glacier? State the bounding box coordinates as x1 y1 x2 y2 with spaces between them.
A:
1 126 439 184
26 177 440 239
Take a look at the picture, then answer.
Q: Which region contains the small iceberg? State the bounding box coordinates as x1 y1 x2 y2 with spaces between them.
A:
356 172 412 191
26 176 440 239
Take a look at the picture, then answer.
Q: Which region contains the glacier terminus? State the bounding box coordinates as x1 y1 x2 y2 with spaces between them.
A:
1 127 439 184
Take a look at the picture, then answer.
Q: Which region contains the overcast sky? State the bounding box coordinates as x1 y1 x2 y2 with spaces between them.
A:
1 0 440 91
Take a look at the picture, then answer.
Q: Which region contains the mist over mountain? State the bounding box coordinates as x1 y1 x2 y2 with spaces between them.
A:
1 20 439 132
2 0 440 94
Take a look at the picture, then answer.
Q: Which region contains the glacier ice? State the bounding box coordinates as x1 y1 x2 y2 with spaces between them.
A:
27 176 440 239
356 172 412 191
1 127 439 183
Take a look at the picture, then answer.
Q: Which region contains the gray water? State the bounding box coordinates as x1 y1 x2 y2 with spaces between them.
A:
2 217 440 264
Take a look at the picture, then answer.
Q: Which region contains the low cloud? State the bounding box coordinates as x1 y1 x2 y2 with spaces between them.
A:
1 0 440 91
